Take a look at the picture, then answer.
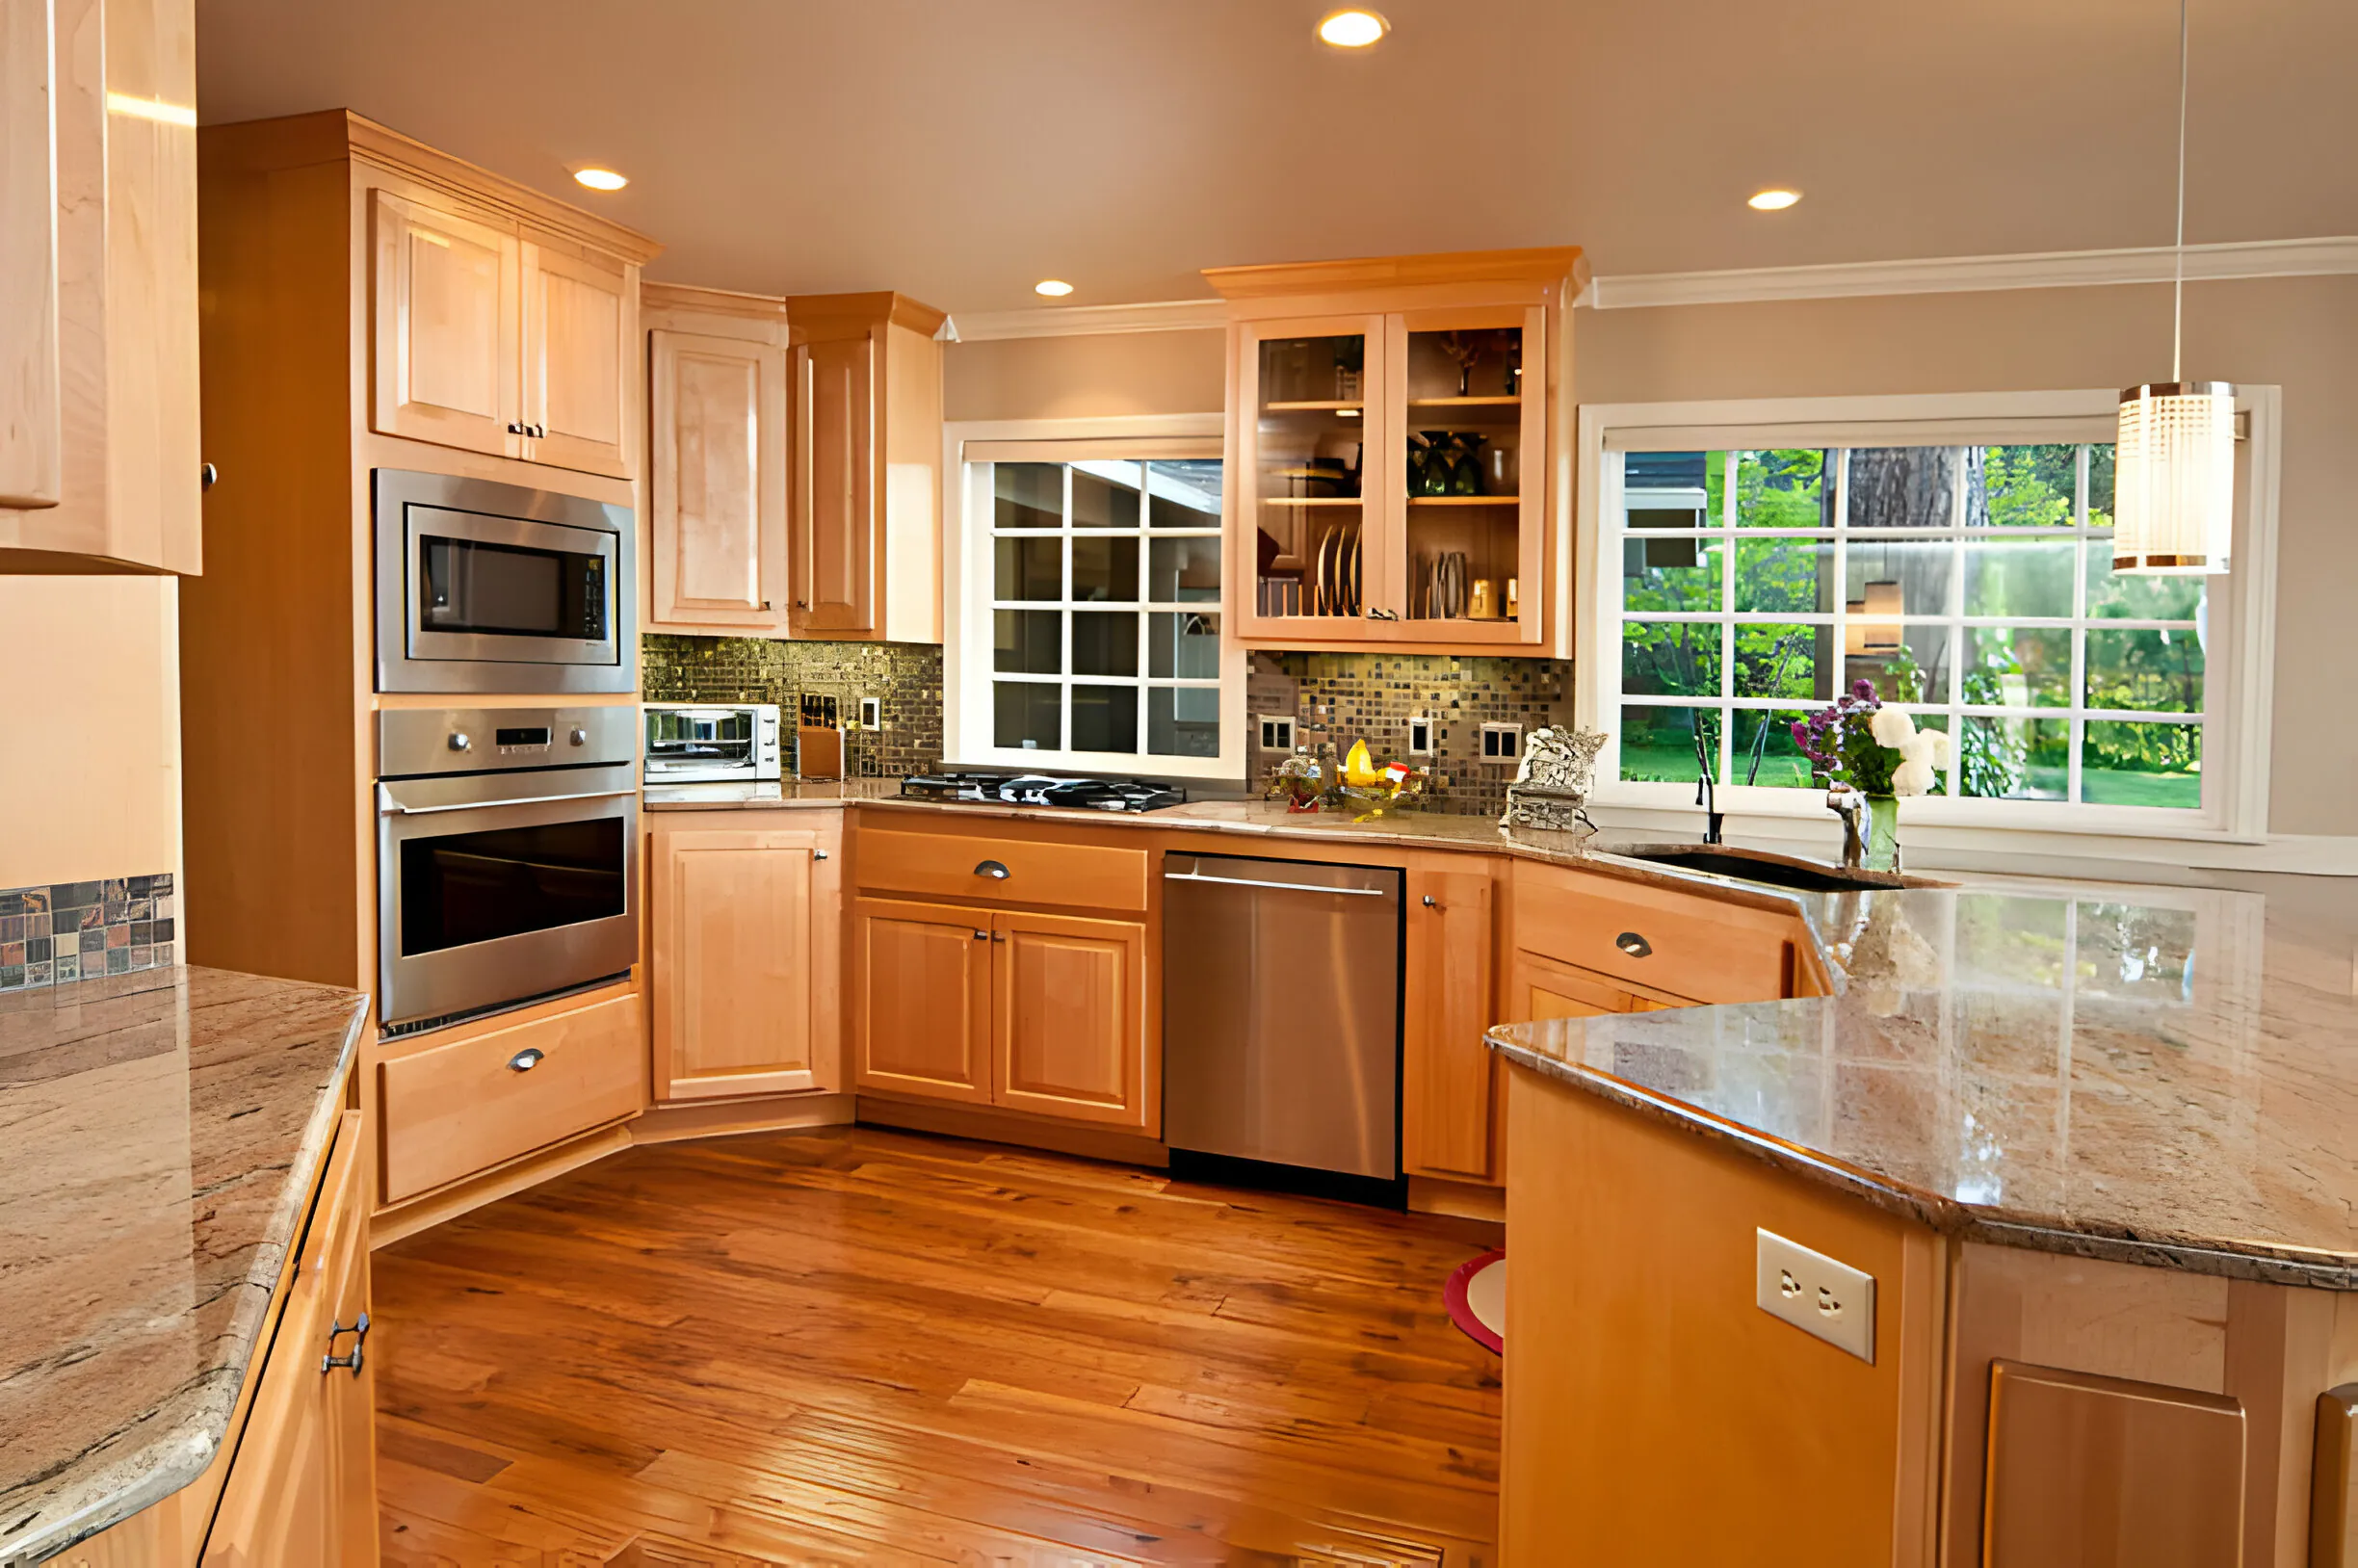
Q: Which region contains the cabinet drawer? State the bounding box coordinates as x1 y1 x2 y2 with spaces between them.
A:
853 828 1148 913
380 990 643 1203
1515 870 1792 1005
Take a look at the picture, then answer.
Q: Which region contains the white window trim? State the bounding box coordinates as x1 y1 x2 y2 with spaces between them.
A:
941 414 1244 780
1575 389 2281 851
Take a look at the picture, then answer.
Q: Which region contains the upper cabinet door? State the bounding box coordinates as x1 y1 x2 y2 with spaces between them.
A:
521 235 635 479
370 189 520 458
790 335 875 635
1 0 62 511
992 910 1149 1131
648 328 788 634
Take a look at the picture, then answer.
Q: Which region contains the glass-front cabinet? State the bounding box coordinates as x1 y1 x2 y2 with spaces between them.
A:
1211 249 1580 653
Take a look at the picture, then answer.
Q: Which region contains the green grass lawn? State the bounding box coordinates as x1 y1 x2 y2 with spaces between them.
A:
1619 742 2199 808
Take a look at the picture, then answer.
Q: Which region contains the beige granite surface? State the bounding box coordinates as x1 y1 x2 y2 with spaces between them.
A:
0 967 368 1564
1490 882 2358 1289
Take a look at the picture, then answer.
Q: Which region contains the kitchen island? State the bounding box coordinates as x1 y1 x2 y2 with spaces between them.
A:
0 967 369 1566
1487 879 2358 1567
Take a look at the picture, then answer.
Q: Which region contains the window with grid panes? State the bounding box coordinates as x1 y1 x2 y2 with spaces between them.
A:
981 457 1228 765
1611 442 2211 813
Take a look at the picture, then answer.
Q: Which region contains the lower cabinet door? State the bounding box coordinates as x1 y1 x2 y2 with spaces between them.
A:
652 820 841 1101
204 1111 377 1566
852 897 993 1104
1403 863 1498 1183
992 910 1149 1130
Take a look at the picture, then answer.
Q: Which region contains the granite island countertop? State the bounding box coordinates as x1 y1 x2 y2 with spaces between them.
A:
0 967 368 1564
1488 881 2358 1290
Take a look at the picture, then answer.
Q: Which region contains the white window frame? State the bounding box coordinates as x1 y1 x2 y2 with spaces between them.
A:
1577 390 2280 847
942 415 1244 780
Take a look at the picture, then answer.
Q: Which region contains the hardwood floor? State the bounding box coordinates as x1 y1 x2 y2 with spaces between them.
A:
373 1125 1504 1566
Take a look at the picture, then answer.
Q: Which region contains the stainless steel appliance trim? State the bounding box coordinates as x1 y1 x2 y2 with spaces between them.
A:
378 786 637 817
403 507 617 667
1161 871 1389 897
373 468 637 695
380 705 639 779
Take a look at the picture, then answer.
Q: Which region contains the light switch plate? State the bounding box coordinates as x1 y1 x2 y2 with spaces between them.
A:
1756 1228 1875 1364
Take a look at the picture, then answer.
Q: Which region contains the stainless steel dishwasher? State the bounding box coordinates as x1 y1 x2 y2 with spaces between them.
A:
1162 852 1402 1180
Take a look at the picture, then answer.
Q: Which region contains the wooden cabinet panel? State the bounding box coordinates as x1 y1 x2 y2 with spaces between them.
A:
1516 863 1793 1005
369 188 519 458
649 328 787 633
853 897 993 1104
790 334 874 634
852 826 1148 913
522 236 634 478
2 0 62 510
203 1110 377 1567
378 989 643 1202
1403 863 1498 1183
652 818 840 1101
994 910 1147 1130
1516 949 1649 1020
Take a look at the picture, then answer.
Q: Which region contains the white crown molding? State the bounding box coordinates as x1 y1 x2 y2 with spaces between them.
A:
941 298 1226 343
940 237 2358 340
1587 236 2358 311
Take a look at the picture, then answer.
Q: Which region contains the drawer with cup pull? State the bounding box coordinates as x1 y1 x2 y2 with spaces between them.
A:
1512 865 1795 1005
852 827 1147 913
378 987 643 1203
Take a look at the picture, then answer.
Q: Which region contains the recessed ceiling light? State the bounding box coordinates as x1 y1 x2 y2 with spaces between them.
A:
573 168 628 192
1317 9 1389 47
1035 279 1075 298
1747 188 1801 211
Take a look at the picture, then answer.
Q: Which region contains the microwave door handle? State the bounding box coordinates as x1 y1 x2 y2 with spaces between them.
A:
378 786 637 817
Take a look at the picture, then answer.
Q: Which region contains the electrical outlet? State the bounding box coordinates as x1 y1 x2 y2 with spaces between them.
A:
1756 1228 1875 1363
1407 716 1433 755
859 695 881 730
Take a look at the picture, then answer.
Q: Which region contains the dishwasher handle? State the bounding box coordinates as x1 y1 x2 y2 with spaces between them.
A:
1163 870 1389 898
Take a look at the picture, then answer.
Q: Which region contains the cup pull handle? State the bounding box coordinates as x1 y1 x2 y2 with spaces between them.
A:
508 1048 545 1072
975 860 1010 879
1615 931 1653 958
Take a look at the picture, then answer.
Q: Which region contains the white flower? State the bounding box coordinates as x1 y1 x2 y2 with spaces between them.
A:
1892 756 1936 797
1869 707 1917 748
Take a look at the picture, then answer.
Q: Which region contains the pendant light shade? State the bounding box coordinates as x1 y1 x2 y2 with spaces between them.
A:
2113 380 2236 574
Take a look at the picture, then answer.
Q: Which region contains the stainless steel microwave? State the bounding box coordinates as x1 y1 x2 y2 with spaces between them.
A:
374 469 637 693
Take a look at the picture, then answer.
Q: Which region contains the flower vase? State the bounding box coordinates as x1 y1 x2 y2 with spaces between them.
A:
1865 793 1901 873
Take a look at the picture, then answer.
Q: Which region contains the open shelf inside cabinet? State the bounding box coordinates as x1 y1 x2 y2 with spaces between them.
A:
1406 500 1523 626
1253 501 1363 619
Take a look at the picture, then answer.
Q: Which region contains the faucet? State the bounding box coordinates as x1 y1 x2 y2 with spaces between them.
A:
1828 786 1867 869
1692 731 1723 846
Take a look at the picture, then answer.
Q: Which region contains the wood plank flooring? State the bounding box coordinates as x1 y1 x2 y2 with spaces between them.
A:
373 1125 1504 1566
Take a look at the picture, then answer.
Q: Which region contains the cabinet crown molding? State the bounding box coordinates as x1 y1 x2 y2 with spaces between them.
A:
786 290 951 342
1203 246 1589 303
640 279 791 325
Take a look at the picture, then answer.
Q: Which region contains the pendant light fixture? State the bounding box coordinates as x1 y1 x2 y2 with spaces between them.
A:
2113 0 2235 576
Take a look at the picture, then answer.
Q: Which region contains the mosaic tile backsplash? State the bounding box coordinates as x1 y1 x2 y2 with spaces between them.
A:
642 635 945 779
1249 651 1578 818
0 874 176 994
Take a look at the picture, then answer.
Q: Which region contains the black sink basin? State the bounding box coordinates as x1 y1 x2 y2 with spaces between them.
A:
1620 846 1908 894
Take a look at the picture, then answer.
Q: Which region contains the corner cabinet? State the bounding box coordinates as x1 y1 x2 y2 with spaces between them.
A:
650 813 844 1101
783 291 946 642
369 185 644 480
1 0 202 573
1204 248 1585 655
642 284 792 637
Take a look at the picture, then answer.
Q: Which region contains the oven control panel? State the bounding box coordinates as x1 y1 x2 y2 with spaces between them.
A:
379 706 638 779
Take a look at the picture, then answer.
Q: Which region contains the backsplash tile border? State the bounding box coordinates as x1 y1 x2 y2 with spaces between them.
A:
0 874 176 994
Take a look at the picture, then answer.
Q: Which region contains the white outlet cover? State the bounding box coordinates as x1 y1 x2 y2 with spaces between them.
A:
1755 1228 1875 1364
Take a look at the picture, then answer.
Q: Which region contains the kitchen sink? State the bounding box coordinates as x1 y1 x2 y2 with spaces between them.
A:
1619 846 1913 894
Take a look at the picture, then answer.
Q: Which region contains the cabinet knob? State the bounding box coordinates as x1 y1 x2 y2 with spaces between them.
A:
991 930 1007 943
321 1311 370 1376
1422 894 1443 910
1365 608 1400 621
529 423 547 438
972 929 988 941
508 1047 544 1072
975 859 1010 880
813 849 829 860
507 421 527 435
1614 930 1654 958
794 599 810 611
760 600 773 612
200 461 219 490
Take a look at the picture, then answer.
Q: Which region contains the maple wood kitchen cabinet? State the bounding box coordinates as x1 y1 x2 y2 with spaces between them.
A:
650 814 843 1101
642 283 791 636
370 186 640 479
1 0 202 572
852 896 996 1105
1402 858 1502 1185
783 291 946 641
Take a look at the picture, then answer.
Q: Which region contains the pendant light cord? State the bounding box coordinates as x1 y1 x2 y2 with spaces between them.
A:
2172 0 2189 382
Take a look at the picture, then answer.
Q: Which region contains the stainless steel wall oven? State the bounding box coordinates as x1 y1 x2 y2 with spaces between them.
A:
374 469 636 694
376 707 639 1030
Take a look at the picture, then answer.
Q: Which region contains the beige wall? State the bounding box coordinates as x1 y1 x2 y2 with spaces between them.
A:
0 577 183 889
945 274 2357 835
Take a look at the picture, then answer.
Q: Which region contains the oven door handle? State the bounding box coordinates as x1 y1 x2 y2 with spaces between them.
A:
377 787 637 817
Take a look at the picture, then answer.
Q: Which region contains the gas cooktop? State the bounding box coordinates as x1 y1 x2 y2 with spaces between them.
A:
899 771 1188 813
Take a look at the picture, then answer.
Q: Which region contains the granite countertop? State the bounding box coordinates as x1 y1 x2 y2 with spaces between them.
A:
1489 881 2358 1290
0 967 369 1564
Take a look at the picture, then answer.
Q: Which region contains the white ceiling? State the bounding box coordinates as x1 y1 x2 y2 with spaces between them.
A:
194 0 2358 314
